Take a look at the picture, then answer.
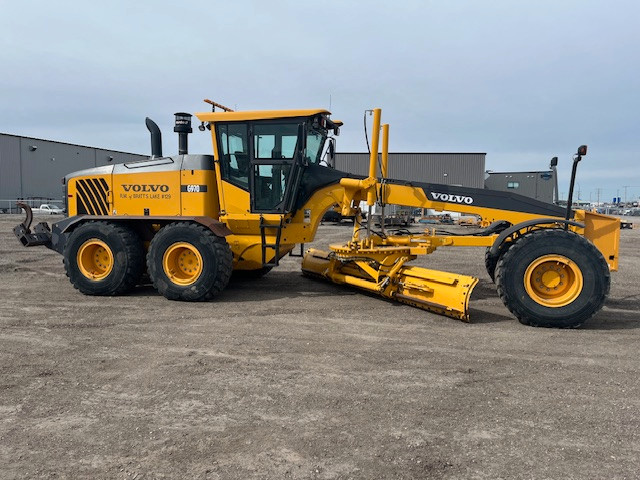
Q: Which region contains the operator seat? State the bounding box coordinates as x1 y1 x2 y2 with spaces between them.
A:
234 151 250 176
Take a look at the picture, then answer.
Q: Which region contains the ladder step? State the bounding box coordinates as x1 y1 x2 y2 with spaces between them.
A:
259 215 284 268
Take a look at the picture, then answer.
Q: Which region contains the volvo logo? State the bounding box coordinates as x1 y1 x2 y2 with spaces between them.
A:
122 184 169 193
431 192 474 204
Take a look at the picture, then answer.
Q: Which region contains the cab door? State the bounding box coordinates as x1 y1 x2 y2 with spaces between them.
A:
249 122 306 214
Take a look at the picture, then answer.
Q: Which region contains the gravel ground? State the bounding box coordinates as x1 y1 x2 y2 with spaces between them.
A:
1 214 638 479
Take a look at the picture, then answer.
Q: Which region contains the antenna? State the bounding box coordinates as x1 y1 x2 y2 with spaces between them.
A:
203 99 234 112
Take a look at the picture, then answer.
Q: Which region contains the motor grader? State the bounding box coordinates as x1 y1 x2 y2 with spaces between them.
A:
15 102 620 328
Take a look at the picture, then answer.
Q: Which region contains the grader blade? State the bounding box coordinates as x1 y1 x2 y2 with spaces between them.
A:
391 265 478 321
302 248 478 321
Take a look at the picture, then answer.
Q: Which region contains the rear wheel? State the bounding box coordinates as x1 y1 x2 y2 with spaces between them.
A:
63 221 144 295
496 229 610 328
147 222 232 301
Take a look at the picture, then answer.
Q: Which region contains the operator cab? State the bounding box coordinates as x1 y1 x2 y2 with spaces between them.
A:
210 111 340 214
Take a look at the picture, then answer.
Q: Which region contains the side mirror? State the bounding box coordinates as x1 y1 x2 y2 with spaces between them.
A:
550 156 558 168
577 145 587 156
327 138 336 168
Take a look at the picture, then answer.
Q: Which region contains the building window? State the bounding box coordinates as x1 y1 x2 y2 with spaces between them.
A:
507 181 519 189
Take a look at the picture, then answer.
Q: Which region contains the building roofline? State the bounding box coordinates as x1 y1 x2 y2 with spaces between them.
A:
487 170 552 174
0 132 487 158
0 132 146 156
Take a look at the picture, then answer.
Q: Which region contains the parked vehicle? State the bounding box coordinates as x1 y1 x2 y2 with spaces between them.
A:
33 204 64 215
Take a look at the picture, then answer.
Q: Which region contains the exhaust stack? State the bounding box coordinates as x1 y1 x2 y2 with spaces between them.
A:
174 112 193 155
145 118 163 158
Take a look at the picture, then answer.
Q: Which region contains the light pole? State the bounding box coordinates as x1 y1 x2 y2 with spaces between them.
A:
623 186 640 205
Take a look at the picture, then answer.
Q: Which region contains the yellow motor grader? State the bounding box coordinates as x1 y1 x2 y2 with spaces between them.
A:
15 102 620 328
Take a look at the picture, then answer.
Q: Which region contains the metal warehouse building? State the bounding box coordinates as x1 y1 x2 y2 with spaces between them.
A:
485 170 556 203
335 152 486 188
0 133 146 211
1 132 488 212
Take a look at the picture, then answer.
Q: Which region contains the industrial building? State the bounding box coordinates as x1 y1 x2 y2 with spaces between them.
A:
484 170 555 204
0 133 146 212
1 131 554 211
334 152 486 188
0 133 487 209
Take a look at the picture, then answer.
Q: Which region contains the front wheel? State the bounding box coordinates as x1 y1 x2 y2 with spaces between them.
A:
484 241 512 283
496 229 610 328
147 222 233 301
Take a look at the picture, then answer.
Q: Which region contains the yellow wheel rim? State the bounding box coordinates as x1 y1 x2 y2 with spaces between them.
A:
77 239 114 281
524 254 583 307
162 242 203 286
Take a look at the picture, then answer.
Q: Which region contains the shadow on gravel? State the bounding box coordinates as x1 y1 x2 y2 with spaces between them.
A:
469 279 497 301
126 273 635 330
604 295 640 311
126 272 358 302
468 308 513 324
582 309 640 331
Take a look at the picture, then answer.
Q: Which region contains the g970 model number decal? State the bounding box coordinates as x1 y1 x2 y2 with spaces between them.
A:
181 185 208 193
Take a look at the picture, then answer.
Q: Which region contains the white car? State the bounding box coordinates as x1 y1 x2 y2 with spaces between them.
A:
33 204 64 215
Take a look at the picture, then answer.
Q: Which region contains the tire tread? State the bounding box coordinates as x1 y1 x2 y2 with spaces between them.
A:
496 229 610 328
147 222 233 301
63 221 144 295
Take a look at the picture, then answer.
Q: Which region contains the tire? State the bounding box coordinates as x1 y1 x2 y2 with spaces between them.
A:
496 229 610 328
484 241 512 283
63 221 145 295
147 222 233 301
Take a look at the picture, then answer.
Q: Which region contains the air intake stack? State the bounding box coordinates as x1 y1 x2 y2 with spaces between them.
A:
174 112 193 155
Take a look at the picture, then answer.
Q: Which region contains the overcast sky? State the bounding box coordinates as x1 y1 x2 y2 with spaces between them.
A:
1 1 639 202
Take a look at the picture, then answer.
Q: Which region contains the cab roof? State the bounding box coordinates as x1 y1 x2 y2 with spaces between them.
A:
195 109 331 123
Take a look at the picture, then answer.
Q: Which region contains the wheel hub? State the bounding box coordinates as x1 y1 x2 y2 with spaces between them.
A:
524 254 583 307
77 239 114 281
163 242 203 286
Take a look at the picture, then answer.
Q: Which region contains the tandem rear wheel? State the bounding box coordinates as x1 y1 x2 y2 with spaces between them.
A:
147 222 233 301
495 229 610 328
63 221 145 295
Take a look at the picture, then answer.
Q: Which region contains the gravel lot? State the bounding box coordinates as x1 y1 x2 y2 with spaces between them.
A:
1 214 639 479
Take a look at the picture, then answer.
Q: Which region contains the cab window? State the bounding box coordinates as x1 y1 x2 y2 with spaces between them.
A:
218 123 249 190
306 129 325 164
253 123 298 159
